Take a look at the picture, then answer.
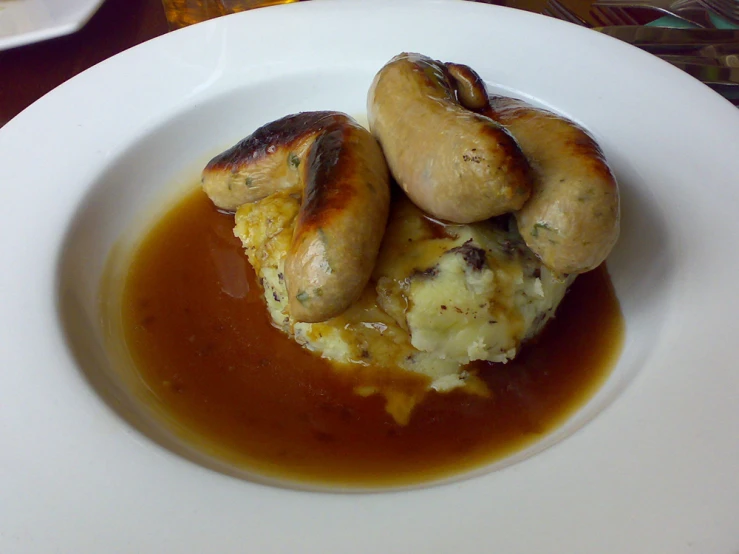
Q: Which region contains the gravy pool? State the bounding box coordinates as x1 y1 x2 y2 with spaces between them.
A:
119 188 624 488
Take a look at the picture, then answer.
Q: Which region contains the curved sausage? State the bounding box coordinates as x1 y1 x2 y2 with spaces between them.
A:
447 65 620 275
489 97 620 275
367 52 532 224
202 111 391 322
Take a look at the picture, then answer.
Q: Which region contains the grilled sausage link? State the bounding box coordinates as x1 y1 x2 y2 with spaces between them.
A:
202 111 391 322
489 97 620 274
367 52 532 224
447 65 620 275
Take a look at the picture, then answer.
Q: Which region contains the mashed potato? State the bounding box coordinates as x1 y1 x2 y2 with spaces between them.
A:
234 192 572 423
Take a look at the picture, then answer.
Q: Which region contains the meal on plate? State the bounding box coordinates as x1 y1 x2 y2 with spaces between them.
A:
200 52 620 424
118 53 623 486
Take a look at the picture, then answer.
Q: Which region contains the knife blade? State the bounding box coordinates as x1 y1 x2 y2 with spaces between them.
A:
665 61 739 84
596 26 739 46
660 53 739 67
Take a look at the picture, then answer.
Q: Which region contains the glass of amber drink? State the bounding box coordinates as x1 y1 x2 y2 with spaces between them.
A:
162 0 301 29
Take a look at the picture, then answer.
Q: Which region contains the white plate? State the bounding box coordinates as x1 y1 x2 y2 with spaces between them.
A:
1 0 738 551
0 0 105 50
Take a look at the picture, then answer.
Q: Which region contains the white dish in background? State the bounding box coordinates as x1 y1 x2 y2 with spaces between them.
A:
0 0 105 50
0 0 738 551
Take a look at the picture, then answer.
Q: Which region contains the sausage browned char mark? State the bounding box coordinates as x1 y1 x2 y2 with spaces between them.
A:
202 111 338 211
446 64 620 275
367 52 532 224
202 111 391 322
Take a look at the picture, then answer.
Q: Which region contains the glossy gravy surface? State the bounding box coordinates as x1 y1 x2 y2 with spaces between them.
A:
121 189 624 488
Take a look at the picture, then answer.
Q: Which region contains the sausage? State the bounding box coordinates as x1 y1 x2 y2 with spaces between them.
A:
486 97 620 275
202 111 391 322
447 65 620 275
367 52 532 224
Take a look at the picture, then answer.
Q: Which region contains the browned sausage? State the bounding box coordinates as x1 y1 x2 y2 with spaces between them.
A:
447 65 620 275
367 52 532 224
489 97 619 274
202 111 391 322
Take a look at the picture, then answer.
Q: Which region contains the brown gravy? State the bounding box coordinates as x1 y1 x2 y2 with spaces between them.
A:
121 188 624 488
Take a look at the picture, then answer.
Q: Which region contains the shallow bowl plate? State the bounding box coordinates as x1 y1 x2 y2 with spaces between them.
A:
1 0 738 551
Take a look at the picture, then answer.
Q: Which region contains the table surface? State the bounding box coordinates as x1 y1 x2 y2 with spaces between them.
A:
0 0 559 129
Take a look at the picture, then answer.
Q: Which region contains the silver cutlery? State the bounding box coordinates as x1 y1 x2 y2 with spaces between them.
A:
543 0 739 102
593 25 739 42
541 0 592 22
667 59 739 79
542 0 592 24
660 52 739 64
592 25 739 51
544 1 739 47
590 0 717 28
697 0 739 25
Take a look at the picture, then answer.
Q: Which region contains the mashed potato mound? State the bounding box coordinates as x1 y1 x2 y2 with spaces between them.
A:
234 192 572 423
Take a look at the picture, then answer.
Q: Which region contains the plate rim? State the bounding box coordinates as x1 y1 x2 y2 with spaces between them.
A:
1 1 738 552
